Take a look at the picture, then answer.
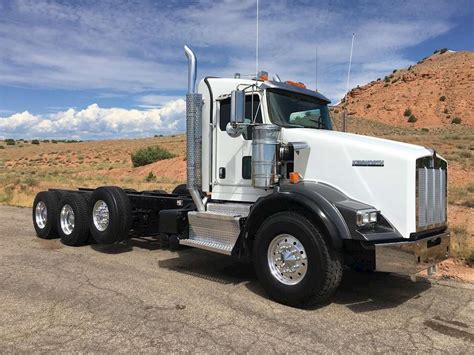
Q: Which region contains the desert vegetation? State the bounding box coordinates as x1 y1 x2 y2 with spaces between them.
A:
131 146 176 167
0 135 186 208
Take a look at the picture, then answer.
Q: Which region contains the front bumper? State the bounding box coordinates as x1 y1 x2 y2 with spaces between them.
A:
375 231 450 275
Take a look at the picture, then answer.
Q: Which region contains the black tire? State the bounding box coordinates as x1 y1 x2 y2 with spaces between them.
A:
57 193 90 246
172 184 189 196
32 191 60 239
172 184 205 198
253 211 343 307
89 186 131 244
145 189 167 194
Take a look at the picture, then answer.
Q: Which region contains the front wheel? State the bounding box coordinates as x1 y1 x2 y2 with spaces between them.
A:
253 211 343 307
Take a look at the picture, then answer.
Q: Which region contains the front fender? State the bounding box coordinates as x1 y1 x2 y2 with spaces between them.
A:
244 183 351 250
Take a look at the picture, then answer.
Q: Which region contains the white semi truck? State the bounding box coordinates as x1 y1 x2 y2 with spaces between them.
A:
32 46 450 307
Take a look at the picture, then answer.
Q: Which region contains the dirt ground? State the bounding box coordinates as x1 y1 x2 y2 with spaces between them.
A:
1 206 473 353
343 51 474 127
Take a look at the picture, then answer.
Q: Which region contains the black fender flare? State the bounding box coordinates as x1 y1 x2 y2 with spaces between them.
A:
242 183 351 251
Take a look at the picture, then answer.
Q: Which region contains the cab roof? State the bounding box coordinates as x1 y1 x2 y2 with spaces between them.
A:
261 80 331 104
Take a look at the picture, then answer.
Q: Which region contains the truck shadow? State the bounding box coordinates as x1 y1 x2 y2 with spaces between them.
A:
158 248 432 312
331 271 431 313
90 236 162 254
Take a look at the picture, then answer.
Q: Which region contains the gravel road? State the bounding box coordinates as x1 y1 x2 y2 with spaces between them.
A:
0 205 472 353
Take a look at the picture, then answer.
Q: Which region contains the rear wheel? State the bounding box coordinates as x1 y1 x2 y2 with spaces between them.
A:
32 191 60 239
253 211 343 307
89 186 131 244
57 193 90 246
172 184 188 196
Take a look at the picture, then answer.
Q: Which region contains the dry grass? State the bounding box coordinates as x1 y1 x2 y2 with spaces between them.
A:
0 135 186 207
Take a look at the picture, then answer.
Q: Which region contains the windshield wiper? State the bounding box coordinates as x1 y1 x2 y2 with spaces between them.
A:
309 118 327 129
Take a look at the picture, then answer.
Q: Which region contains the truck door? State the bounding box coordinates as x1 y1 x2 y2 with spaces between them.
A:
213 94 262 201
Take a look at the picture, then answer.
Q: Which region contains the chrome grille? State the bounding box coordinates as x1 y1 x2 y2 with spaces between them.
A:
416 156 447 231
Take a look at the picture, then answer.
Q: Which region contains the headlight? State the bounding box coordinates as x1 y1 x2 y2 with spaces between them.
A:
356 209 378 227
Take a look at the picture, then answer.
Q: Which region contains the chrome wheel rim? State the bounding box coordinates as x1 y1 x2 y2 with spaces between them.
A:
35 201 47 229
267 234 308 285
93 200 109 232
60 204 75 235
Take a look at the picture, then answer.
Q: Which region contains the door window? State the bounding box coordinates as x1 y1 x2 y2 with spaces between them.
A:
219 94 262 131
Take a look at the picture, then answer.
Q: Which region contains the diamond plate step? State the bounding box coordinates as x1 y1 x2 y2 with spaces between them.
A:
179 238 234 255
179 211 241 255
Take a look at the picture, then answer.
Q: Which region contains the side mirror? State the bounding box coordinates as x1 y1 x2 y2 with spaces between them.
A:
230 90 245 124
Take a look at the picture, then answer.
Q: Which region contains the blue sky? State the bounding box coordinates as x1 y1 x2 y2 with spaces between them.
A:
0 0 473 139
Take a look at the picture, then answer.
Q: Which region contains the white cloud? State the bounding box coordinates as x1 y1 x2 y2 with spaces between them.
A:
0 99 185 140
136 95 184 107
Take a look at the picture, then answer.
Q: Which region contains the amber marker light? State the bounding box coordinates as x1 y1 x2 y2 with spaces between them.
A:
289 172 302 184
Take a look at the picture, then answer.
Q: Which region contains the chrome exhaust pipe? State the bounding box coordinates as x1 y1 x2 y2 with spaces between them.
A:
184 45 205 212
184 45 197 94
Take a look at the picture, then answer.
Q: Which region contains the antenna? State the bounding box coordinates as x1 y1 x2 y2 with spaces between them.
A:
345 33 355 97
256 0 259 80
315 45 318 89
343 33 355 132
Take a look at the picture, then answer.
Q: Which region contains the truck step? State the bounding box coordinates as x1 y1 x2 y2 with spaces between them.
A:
180 211 241 255
206 202 251 217
179 238 234 255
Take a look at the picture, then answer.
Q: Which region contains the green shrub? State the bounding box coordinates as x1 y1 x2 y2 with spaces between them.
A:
407 114 417 123
131 146 176 167
24 176 38 187
463 199 474 208
451 117 462 124
42 139 50 143
366 104 371 109
52 140 58 144
439 95 446 101
384 76 390 83
421 128 429 133
145 171 156 182
443 108 449 114
31 139 40 145
439 48 448 54
403 108 412 117
469 250 474 265
5 139 15 145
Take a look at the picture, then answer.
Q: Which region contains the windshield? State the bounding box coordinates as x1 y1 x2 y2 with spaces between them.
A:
267 89 332 130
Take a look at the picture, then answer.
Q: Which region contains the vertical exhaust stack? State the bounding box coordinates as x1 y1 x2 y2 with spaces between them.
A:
184 45 205 212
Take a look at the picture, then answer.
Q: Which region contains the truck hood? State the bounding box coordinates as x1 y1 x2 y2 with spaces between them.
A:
281 128 437 238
